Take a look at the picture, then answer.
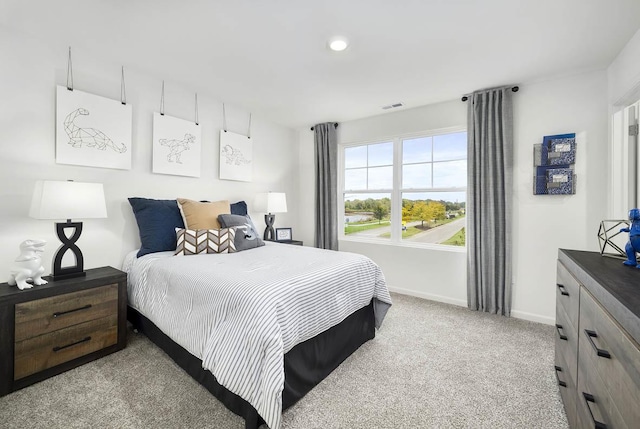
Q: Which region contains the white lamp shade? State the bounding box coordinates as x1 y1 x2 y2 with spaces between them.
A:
29 180 107 220
254 192 287 214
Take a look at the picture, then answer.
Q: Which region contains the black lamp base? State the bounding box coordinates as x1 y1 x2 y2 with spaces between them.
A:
263 213 276 241
52 220 86 281
52 270 86 281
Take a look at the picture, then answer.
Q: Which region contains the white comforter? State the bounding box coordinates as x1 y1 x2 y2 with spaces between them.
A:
123 242 391 429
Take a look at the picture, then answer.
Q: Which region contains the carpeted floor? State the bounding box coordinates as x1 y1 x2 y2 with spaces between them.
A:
0 293 568 429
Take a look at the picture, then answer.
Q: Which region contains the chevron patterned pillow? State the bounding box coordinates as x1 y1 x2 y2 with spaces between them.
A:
175 228 236 255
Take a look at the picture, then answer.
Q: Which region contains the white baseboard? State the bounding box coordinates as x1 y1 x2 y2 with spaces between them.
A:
388 286 555 326
509 309 555 326
387 286 467 307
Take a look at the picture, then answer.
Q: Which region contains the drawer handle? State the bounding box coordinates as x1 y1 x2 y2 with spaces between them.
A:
52 336 91 352
555 324 568 341
582 392 607 429
556 283 569 296
53 304 92 318
584 330 611 359
553 366 567 388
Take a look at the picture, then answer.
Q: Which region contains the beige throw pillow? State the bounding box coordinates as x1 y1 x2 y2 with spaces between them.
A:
177 198 230 230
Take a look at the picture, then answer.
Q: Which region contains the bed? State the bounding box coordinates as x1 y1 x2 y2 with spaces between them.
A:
122 241 392 429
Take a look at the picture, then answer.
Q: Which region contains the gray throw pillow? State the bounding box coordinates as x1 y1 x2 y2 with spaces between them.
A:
218 214 265 252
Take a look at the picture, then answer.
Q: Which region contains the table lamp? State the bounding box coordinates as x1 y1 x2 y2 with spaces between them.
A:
29 180 107 280
254 192 287 240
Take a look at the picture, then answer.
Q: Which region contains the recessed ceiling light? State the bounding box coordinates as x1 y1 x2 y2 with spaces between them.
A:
328 37 349 52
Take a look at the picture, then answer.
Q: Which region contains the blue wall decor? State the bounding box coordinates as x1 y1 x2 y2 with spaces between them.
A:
533 133 576 195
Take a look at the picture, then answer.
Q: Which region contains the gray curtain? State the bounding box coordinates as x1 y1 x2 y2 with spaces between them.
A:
467 87 513 316
314 123 338 250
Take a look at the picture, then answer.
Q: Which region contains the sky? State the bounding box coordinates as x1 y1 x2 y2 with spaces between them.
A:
344 131 467 203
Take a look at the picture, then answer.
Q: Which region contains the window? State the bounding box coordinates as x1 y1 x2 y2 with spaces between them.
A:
341 129 467 248
344 142 393 241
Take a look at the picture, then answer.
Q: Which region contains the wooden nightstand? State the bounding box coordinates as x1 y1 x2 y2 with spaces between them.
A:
0 266 127 396
282 240 303 246
268 240 303 246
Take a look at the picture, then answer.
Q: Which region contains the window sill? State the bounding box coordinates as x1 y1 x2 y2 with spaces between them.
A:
338 236 466 253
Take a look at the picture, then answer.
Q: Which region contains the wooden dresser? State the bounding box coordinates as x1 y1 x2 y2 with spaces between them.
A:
0 267 127 396
556 250 640 428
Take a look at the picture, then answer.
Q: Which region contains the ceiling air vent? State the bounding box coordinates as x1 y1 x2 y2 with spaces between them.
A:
382 102 404 110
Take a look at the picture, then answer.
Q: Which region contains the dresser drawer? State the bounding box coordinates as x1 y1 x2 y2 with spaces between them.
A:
15 284 118 341
555 299 578 384
14 314 117 380
554 351 576 429
556 261 580 331
579 287 640 428
576 354 628 429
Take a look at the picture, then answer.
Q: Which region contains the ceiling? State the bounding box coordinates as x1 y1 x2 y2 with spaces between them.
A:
2 0 640 129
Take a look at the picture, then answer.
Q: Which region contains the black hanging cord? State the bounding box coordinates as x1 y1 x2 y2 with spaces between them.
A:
221 104 251 137
461 86 519 102
121 67 127 105
310 122 339 131
66 47 73 91
222 103 227 132
160 81 165 115
195 93 199 125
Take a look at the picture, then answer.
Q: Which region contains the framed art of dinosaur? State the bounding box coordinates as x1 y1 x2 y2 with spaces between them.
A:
219 129 253 182
55 85 132 170
152 112 201 177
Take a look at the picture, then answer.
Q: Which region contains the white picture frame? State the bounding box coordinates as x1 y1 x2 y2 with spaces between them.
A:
152 112 201 177
276 228 292 241
56 85 132 170
219 130 253 182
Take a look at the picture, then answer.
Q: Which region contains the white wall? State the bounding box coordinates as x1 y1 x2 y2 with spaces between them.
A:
512 71 608 323
299 100 469 307
608 28 640 106
0 26 298 277
606 28 640 219
336 101 470 306
298 70 609 324
298 130 316 246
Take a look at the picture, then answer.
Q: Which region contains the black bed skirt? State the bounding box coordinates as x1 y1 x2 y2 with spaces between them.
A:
127 301 375 429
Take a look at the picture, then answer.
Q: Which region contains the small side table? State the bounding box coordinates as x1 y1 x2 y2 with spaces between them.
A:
0 266 127 396
269 240 303 246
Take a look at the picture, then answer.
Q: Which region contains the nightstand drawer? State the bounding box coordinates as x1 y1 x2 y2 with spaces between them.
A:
15 284 118 341
14 314 117 380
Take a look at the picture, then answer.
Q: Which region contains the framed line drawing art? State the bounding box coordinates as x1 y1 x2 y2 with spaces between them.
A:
219 130 252 182
276 228 292 241
152 112 201 177
56 85 132 170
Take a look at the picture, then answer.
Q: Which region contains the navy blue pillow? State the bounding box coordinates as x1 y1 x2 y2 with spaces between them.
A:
231 200 248 216
128 198 185 257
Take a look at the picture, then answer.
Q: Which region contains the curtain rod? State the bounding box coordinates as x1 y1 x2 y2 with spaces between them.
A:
310 122 339 131
461 86 519 102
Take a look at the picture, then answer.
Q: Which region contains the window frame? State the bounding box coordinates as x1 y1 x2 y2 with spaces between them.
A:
338 126 467 252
